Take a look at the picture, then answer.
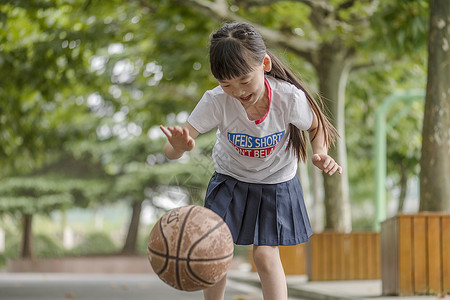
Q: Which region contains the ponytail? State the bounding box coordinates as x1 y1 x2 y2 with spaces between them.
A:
266 51 338 163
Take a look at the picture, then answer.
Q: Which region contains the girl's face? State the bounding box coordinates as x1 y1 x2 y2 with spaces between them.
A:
218 55 271 109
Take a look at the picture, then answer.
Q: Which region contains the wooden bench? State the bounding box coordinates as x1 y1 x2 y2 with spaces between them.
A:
381 213 450 296
307 232 380 281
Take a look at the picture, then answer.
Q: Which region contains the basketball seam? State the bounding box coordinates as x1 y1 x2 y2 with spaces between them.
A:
149 249 233 262
175 205 196 290
184 267 215 287
152 219 170 276
187 220 233 259
186 221 233 285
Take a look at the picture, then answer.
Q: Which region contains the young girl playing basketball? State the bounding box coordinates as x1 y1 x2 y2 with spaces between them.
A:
160 22 342 300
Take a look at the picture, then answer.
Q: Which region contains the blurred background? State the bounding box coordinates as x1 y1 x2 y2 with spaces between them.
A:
0 0 447 273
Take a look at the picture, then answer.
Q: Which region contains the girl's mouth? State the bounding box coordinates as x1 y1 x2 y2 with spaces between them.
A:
240 94 252 102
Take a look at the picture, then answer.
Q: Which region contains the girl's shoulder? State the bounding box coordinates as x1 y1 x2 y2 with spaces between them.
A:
266 76 305 99
200 85 230 103
206 85 227 97
197 86 233 113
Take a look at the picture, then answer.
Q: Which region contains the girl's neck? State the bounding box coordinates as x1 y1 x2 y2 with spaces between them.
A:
244 88 269 121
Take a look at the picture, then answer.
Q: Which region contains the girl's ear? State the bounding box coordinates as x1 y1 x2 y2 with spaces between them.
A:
263 54 272 72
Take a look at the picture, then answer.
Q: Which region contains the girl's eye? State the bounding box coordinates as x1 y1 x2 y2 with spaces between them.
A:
242 81 249 85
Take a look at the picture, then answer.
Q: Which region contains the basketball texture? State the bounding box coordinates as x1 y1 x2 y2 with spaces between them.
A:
147 205 234 291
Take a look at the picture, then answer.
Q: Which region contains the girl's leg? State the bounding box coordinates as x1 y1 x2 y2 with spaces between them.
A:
253 245 287 300
203 275 227 300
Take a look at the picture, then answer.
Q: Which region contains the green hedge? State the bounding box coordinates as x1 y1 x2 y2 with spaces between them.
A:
0 231 120 268
70 231 117 256
0 232 64 267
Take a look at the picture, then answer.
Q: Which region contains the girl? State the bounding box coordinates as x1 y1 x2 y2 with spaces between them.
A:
160 22 342 300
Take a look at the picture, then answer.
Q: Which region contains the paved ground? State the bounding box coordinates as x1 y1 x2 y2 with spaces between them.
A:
0 273 266 300
0 272 445 300
227 271 445 300
0 273 300 300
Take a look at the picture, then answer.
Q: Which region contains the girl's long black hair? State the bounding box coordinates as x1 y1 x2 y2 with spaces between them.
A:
209 22 337 162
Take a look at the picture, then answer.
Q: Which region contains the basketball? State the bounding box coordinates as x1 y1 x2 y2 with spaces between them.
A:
147 205 234 291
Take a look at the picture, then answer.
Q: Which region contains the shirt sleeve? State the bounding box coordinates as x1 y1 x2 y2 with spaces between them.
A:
288 88 313 131
187 90 222 134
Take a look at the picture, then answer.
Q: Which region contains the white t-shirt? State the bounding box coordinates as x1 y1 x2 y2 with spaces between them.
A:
187 76 313 184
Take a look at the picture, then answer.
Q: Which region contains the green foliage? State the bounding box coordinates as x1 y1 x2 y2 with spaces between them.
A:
0 230 117 265
369 0 429 56
386 100 423 194
33 233 65 258
0 174 113 214
137 231 151 256
234 244 251 259
70 231 117 256
0 231 65 266
346 59 426 215
0 229 20 266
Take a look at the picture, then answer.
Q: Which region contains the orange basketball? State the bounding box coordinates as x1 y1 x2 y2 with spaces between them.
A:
147 205 234 291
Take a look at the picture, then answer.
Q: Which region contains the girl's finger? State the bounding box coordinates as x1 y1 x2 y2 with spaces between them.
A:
187 138 195 148
176 126 184 135
323 157 332 170
172 126 182 136
183 127 190 138
160 125 172 138
312 154 321 163
328 164 339 176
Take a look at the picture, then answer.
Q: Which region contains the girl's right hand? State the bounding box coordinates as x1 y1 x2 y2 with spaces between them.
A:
160 125 195 152
312 153 342 176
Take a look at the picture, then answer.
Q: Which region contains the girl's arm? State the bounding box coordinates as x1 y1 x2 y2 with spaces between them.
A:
160 122 200 160
307 111 342 176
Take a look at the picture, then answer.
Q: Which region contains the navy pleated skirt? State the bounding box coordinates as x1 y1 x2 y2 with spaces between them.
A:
204 172 313 246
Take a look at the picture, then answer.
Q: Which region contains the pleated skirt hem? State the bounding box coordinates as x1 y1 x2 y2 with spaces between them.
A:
204 172 313 246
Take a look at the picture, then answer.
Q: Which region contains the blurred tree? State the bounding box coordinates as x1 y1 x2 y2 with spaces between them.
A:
346 64 425 225
0 178 73 258
110 135 214 254
0 171 111 258
76 130 215 254
419 0 450 212
386 101 423 213
0 0 217 256
0 0 111 172
118 159 212 254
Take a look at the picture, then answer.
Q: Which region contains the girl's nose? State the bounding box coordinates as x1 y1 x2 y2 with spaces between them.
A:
233 90 245 97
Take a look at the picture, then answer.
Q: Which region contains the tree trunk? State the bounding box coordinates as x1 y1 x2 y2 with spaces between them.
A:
310 163 325 232
397 165 408 213
122 200 143 255
419 0 450 212
315 43 352 232
21 214 33 258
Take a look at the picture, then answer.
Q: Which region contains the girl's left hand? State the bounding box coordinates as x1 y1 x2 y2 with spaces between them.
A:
312 153 342 176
